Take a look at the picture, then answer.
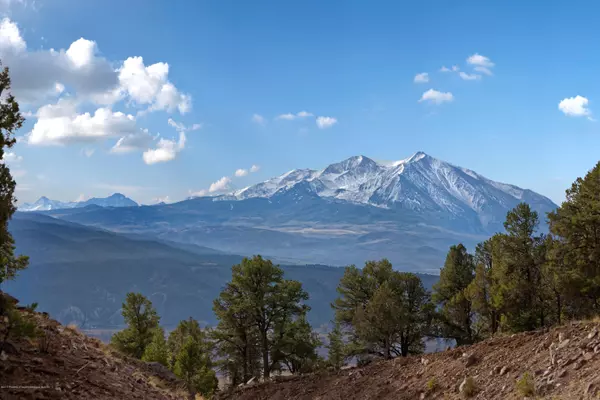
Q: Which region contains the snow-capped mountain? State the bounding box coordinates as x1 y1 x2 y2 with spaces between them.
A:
233 152 556 229
19 193 139 212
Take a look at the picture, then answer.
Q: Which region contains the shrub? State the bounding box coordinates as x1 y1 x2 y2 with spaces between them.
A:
462 376 477 398
426 377 438 392
516 371 535 397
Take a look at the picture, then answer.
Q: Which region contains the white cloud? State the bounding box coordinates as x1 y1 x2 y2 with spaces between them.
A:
474 66 493 76
235 168 248 177
0 18 25 52
414 72 429 83
142 131 186 165
276 111 314 120
452 65 460 72
209 176 231 193
459 72 481 81
118 57 191 114
111 130 154 153
250 164 260 173
558 95 591 117
467 53 495 68
0 18 191 114
28 100 137 145
296 111 313 118
168 118 202 132
153 195 171 204
440 66 451 72
316 116 337 129
75 193 89 202
252 113 266 125
418 89 454 105
1 151 22 163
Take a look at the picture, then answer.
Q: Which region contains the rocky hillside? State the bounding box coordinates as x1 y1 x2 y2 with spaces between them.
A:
219 321 600 400
0 300 187 400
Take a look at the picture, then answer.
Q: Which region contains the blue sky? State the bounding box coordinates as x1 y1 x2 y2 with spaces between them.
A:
2 0 599 205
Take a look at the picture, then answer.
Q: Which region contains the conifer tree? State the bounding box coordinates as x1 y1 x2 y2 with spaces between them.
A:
142 327 168 366
0 65 28 315
174 336 218 399
111 292 160 358
326 322 346 370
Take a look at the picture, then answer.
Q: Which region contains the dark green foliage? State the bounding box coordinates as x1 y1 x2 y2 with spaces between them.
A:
432 244 477 345
0 65 28 314
173 336 218 398
212 255 311 380
110 292 160 359
166 317 210 370
326 322 346 370
272 314 321 374
548 162 600 318
334 260 432 359
142 327 169 366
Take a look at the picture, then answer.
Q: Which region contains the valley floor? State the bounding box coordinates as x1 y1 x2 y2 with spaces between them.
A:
218 321 600 400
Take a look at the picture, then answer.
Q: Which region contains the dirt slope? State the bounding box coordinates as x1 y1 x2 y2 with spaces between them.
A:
219 321 600 400
0 305 187 400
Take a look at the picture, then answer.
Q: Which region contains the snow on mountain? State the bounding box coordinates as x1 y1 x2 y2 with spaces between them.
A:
231 152 556 227
19 193 139 212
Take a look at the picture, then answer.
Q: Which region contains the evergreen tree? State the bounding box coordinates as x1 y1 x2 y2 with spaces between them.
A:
334 260 432 359
110 292 160 358
0 65 28 315
142 327 168 366
326 322 346 370
467 236 502 337
432 244 477 345
174 336 218 399
495 203 548 332
272 314 321 374
548 162 600 317
167 317 210 370
213 255 309 379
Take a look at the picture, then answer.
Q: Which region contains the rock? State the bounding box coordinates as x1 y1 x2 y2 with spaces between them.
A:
459 378 467 393
558 339 570 349
583 352 594 361
144 362 178 383
493 366 502 375
557 369 567 378
588 328 598 340
499 366 509 376
573 360 585 370
421 357 429 366
246 377 256 385
463 353 477 368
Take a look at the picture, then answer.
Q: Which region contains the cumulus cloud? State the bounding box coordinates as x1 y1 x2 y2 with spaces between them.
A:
1 151 22 163
0 18 191 114
252 113 266 125
28 100 137 145
558 96 591 117
250 164 260 173
276 111 314 120
235 168 248 177
208 176 231 193
316 116 337 129
459 72 481 81
439 66 451 72
418 89 454 105
142 132 186 165
474 66 493 76
414 72 429 83
467 53 495 68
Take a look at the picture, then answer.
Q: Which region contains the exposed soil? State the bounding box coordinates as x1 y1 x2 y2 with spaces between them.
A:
219 321 600 400
0 305 187 400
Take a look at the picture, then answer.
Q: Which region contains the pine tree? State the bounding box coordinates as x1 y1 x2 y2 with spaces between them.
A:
110 293 160 358
213 255 309 379
167 317 209 370
432 244 477 345
272 314 321 374
174 336 218 399
326 322 345 370
548 162 600 317
0 65 28 315
334 260 432 359
142 327 168 366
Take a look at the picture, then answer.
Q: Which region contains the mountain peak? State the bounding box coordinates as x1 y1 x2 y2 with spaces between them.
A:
405 151 429 163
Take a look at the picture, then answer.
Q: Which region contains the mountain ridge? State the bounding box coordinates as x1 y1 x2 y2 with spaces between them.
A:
19 193 139 212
